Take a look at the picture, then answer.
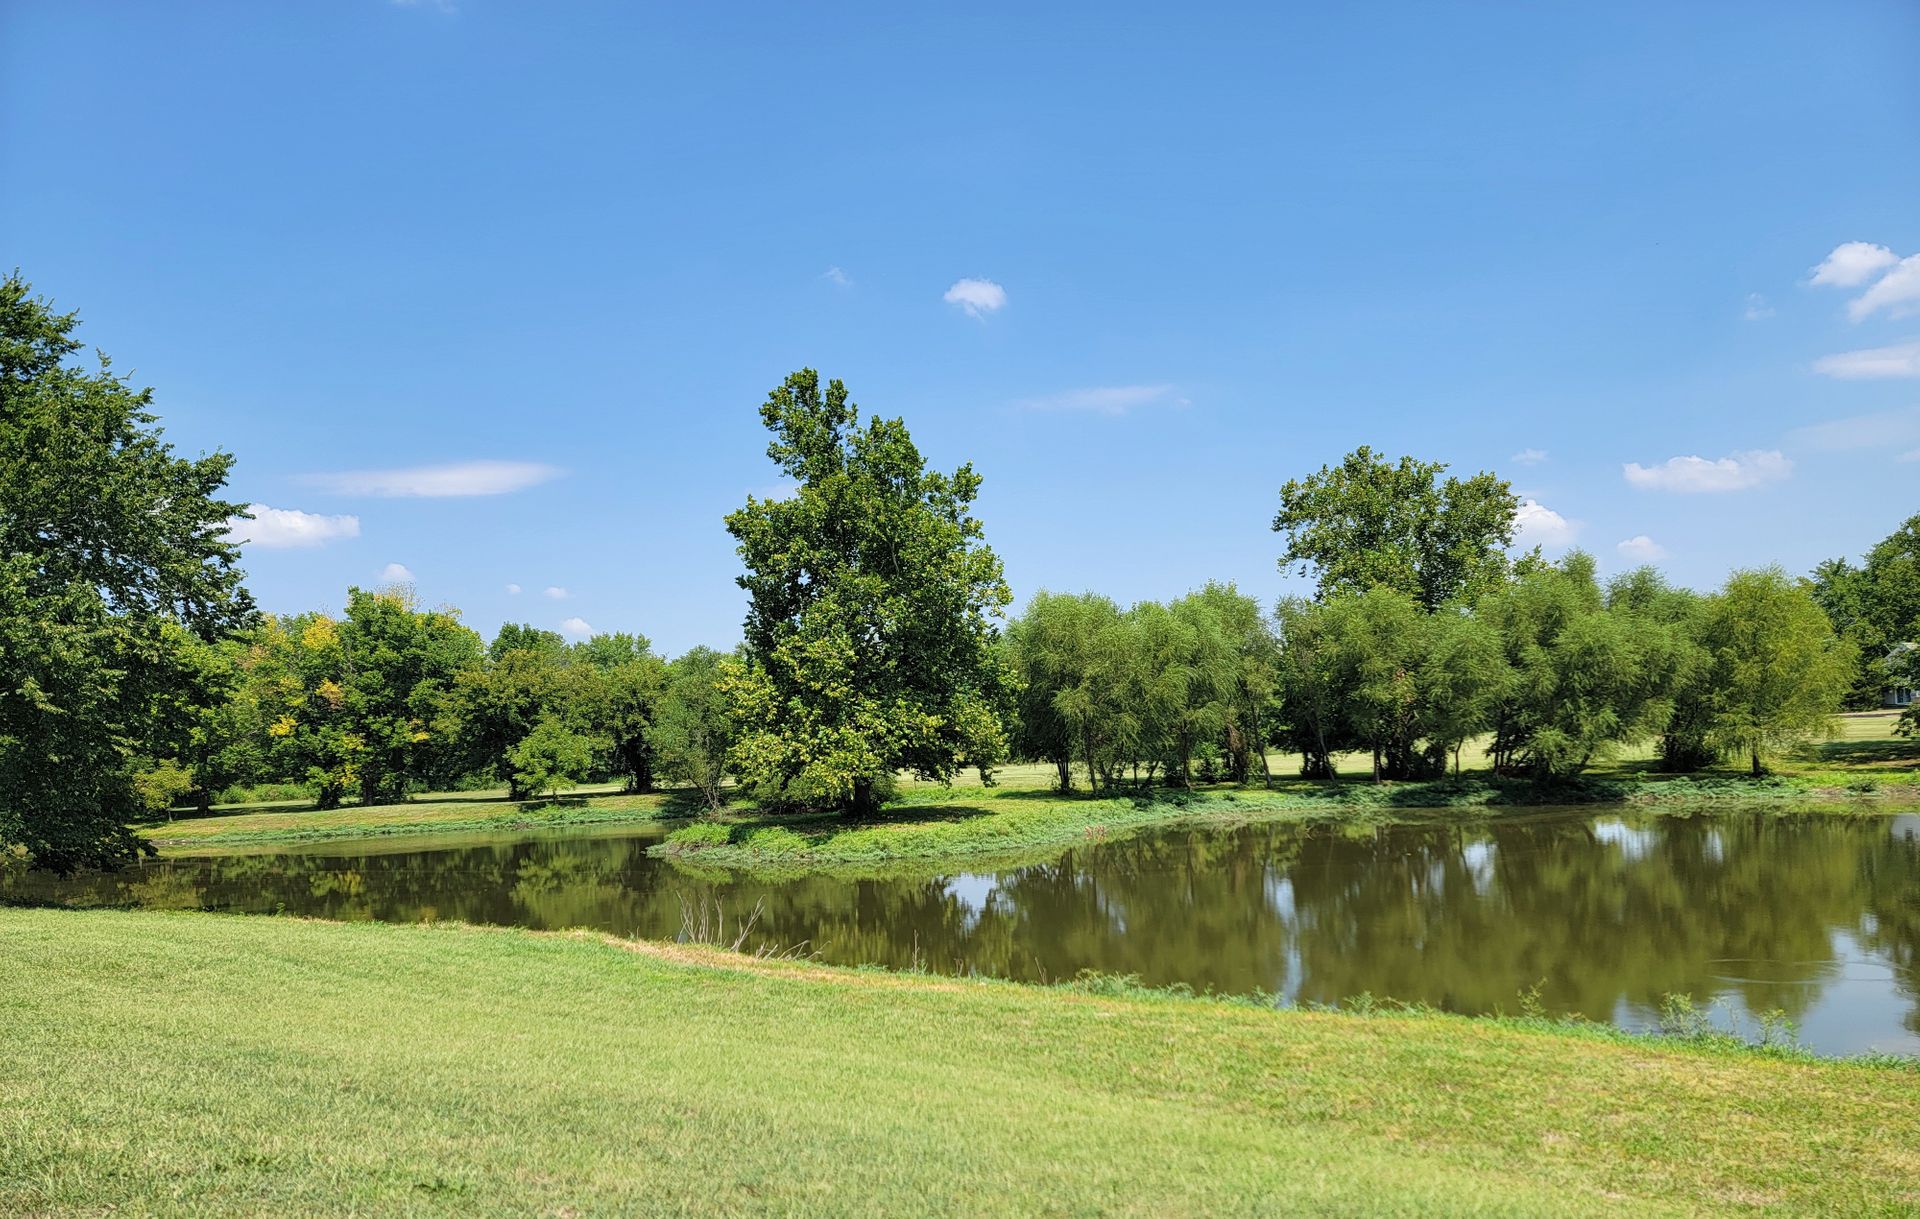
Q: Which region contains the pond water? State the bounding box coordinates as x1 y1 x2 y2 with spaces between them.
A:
10 807 1920 1058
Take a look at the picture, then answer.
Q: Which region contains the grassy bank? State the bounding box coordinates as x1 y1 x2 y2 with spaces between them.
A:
655 770 1920 870
141 788 675 852
3 909 1915 1216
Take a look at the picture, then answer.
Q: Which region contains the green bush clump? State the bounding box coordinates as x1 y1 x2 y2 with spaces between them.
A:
739 826 810 855
664 822 733 849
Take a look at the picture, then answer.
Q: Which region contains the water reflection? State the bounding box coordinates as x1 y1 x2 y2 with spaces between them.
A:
8 809 1918 1057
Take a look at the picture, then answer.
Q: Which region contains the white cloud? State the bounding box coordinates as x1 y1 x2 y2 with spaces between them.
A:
1622 450 1792 493
823 265 850 287
1616 535 1668 562
1510 448 1548 466
1810 242 1899 288
379 563 415 583
1513 499 1577 549
1018 384 1188 415
544 586 570 600
1900 449 1920 464
1812 339 1920 380
559 616 593 637
505 583 522 595
1743 293 1774 320
943 278 1006 318
222 504 360 549
304 460 562 498
1791 406 1920 451
1850 255 1920 321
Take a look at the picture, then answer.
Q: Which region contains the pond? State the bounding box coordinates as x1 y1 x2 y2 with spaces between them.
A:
9 807 1919 1058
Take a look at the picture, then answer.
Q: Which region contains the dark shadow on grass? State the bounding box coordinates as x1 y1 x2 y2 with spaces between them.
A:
1814 738 1920 768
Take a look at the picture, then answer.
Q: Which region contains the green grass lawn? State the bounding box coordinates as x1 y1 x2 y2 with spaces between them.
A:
3 909 1915 1216
141 785 678 851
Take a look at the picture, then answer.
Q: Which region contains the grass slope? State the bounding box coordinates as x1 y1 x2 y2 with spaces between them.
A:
4 910 1916 1217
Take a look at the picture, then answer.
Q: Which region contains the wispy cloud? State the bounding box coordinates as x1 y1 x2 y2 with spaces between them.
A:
1018 384 1188 415
505 583 522 595
1616 535 1668 561
943 278 1006 318
1851 256 1920 321
1510 448 1548 467
1809 242 1920 321
1514 499 1577 549
1812 339 1920 380
1622 450 1791 493
1790 406 1920 452
560 616 594 637
303 460 563 498
1810 242 1899 288
822 266 850 287
1743 293 1774 320
544 586 570 600
380 562 415 583
222 504 360 548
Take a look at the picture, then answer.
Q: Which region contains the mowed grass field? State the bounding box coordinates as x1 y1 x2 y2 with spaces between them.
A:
3 908 1917 1217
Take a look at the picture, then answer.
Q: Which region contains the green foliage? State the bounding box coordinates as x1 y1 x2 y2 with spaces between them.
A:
1273 445 1523 610
649 647 736 808
1478 553 1679 778
724 370 1013 814
573 632 668 792
0 274 252 871
131 760 195 817
1703 567 1854 774
252 590 484 809
506 716 594 798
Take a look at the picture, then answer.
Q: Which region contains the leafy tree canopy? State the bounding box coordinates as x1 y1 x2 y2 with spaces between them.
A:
0 273 252 870
1274 445 1523 611
724 370 1013 814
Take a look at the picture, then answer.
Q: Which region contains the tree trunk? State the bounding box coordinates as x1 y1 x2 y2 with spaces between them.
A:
1055 755 1072 793
1750 746 1762 777
851 777 879 819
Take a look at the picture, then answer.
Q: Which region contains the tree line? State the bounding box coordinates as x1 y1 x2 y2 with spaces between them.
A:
0 273 1901 871
152 592 738 817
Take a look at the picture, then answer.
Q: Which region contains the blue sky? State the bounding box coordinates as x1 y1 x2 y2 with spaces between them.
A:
5 1 1918 655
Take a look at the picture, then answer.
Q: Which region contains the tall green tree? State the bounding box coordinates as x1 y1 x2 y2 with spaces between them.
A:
649 647 737 809
1274 597 1348 779
724 370 1013 815
1479 553 1678 778
1704 568 1855 775
0 274 253 870
573 632 667 792
1273 446 1523 611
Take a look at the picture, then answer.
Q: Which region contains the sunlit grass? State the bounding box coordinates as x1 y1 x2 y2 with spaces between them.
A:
2 909 1914 1217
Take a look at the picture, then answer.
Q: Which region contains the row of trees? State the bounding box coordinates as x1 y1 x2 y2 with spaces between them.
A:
0 269 1892 870
166 593 739 815
1004 558 1852 790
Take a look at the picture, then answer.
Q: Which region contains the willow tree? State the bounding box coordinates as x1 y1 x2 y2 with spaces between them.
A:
725 370 1012 816
0 274 253 871
1706 568 1854 775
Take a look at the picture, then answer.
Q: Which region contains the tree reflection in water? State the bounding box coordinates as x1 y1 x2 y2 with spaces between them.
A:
10 810 1918 1056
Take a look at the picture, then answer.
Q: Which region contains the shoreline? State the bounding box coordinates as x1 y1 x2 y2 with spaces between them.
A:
127 769 1920 862
651 773 1920 871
